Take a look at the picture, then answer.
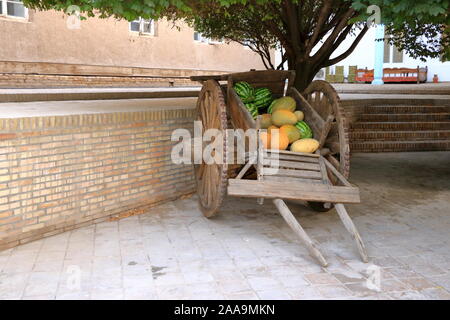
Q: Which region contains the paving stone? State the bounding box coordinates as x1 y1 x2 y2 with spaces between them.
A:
124 287 158 300
156 284 190 299
400 277 439 291
380 279 411 292
224 291 259 300
91 288 124 300
304 273 340 285
287 285 323 300
388 291 427 300
345 282 382 297
24 272 60 298
246 276 283 291
420 287 450 300
256 289 292 300
1 152 449 300
217 280 253 295
315 284 353 299
153 272 186 286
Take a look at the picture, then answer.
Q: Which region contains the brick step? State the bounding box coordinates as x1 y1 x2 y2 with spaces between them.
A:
351 140 450 153
350 130 450 141
364 105 450 114
351 121 450 131
358 113 450 122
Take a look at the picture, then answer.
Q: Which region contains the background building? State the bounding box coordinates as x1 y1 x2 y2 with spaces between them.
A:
0 1 270 88
328 27 450 82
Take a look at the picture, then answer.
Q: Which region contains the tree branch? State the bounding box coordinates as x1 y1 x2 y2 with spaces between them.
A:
306 0 332 54
323 25 369 67
311 8 356 63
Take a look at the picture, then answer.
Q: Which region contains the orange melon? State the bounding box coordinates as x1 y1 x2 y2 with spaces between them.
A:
270 130 289 150
259 132 271 149
280 125 301 144
268 125 279 134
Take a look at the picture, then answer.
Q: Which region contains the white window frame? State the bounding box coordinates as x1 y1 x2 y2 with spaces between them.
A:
194 31 208 43
242 39 255 50
129 17 155 36
194 31 223 45
0 0 28 19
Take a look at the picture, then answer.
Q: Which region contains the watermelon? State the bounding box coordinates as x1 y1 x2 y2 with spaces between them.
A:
295 121 313 139
234 82 255 103
244 102 259 120
254 88 273 109
268 99 279 114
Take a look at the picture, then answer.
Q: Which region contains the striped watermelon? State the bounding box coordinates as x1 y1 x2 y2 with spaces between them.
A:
295 121 313 139
268 99 279 114
254 88 273 109
244 103 259 120
234 82 255 103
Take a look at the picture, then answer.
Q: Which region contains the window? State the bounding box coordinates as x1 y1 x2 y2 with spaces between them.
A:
384 38 403 63
0 0 28 19
194 31 208 43
194 31 223 45
129 17 155 36
242 39 255 50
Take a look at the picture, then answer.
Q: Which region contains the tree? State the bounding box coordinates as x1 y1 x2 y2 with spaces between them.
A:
24 0 449 91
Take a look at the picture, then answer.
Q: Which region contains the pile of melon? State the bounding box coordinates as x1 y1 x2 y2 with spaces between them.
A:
233 81 320 154
259 96 320 154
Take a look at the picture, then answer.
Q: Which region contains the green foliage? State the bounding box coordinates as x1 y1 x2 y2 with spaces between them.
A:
352 0 449 61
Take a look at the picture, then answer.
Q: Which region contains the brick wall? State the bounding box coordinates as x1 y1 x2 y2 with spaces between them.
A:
0 61 226 88
0 108 196 250
0 73 196 88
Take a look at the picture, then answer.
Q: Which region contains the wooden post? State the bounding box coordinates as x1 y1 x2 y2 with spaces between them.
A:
335 204 369 262
273 199 328 267
256 116 264 205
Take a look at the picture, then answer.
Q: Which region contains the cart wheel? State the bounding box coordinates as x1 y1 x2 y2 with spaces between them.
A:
303 81 350 212
194 80 228 218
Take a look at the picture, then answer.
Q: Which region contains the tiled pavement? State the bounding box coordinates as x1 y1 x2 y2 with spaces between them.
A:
0 152 449 300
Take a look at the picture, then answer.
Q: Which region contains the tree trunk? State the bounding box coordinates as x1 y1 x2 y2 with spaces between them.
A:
293 61 318 93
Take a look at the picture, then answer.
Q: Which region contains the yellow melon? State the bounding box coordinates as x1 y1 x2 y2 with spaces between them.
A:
290 139 320 154
271 96 296 113
271 110 297 127
260 114 272 129
294 111 305 121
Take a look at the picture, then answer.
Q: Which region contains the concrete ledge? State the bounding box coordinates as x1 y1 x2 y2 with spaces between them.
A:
0 87 201 103
0 97 197 119
341 95 450 107
333 83 450 95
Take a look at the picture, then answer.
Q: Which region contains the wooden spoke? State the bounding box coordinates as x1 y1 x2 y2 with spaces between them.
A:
194 80 228 218
301 80 351 213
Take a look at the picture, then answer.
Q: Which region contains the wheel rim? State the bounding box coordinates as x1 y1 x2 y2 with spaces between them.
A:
303 80 350 179
303 80 350 212
194 80 228 218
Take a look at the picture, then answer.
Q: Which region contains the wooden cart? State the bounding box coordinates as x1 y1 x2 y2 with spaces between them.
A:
190 70 368 267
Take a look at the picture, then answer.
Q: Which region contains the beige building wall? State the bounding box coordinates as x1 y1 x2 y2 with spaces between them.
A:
0 10 268 72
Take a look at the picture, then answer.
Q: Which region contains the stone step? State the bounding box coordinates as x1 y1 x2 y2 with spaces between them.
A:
363 105 450 114
350 130 450 142
351 121 450 131
351 140 450 153
358 113 450 122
